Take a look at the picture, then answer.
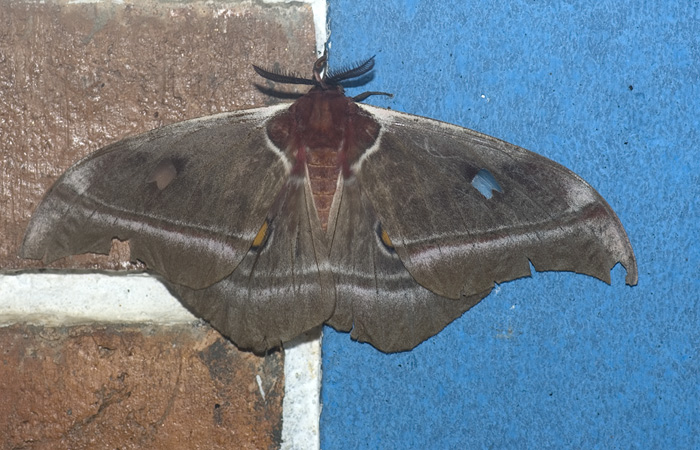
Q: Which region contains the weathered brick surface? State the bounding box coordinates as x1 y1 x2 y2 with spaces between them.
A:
0 324 284 449
0 0 315 268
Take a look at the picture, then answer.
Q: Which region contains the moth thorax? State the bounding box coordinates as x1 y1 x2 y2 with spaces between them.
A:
306 146 341 231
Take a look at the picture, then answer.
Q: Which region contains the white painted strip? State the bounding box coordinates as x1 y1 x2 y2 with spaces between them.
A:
281 327 322 450
263 0 328 55
0 273 194 326
309 0 329 54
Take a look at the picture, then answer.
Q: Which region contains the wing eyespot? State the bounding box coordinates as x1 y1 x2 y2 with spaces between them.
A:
251 219 272 251
375 222 395 254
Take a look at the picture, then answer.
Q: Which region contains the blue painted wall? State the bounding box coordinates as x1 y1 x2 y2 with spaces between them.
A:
322 1 699 448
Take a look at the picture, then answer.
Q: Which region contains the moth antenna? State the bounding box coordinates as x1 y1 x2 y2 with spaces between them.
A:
253 54 378 89
252 64 316 86
353 91 394 102
326 56 375 83
252 84 305 100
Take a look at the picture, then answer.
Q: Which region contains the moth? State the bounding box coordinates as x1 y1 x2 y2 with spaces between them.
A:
20 55 638 353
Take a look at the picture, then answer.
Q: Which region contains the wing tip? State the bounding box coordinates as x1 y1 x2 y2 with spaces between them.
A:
623 259 639 286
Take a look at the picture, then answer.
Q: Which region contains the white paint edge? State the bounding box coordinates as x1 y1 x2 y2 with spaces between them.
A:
281 327 322 450
0 273 195 326
309 0 329 55
263 0 327 55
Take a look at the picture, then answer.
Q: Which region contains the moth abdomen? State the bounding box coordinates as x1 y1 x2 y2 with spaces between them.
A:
306 147 342 230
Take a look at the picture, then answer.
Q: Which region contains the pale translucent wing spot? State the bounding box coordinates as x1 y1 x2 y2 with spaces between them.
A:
471 168 503 199
149 159 178 190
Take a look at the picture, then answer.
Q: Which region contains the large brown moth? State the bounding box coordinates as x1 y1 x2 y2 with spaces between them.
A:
20 55 638 353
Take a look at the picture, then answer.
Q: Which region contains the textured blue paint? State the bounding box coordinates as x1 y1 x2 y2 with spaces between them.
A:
322 1 699 449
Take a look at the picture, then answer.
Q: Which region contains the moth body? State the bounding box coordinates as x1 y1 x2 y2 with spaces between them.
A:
265 87 380 231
